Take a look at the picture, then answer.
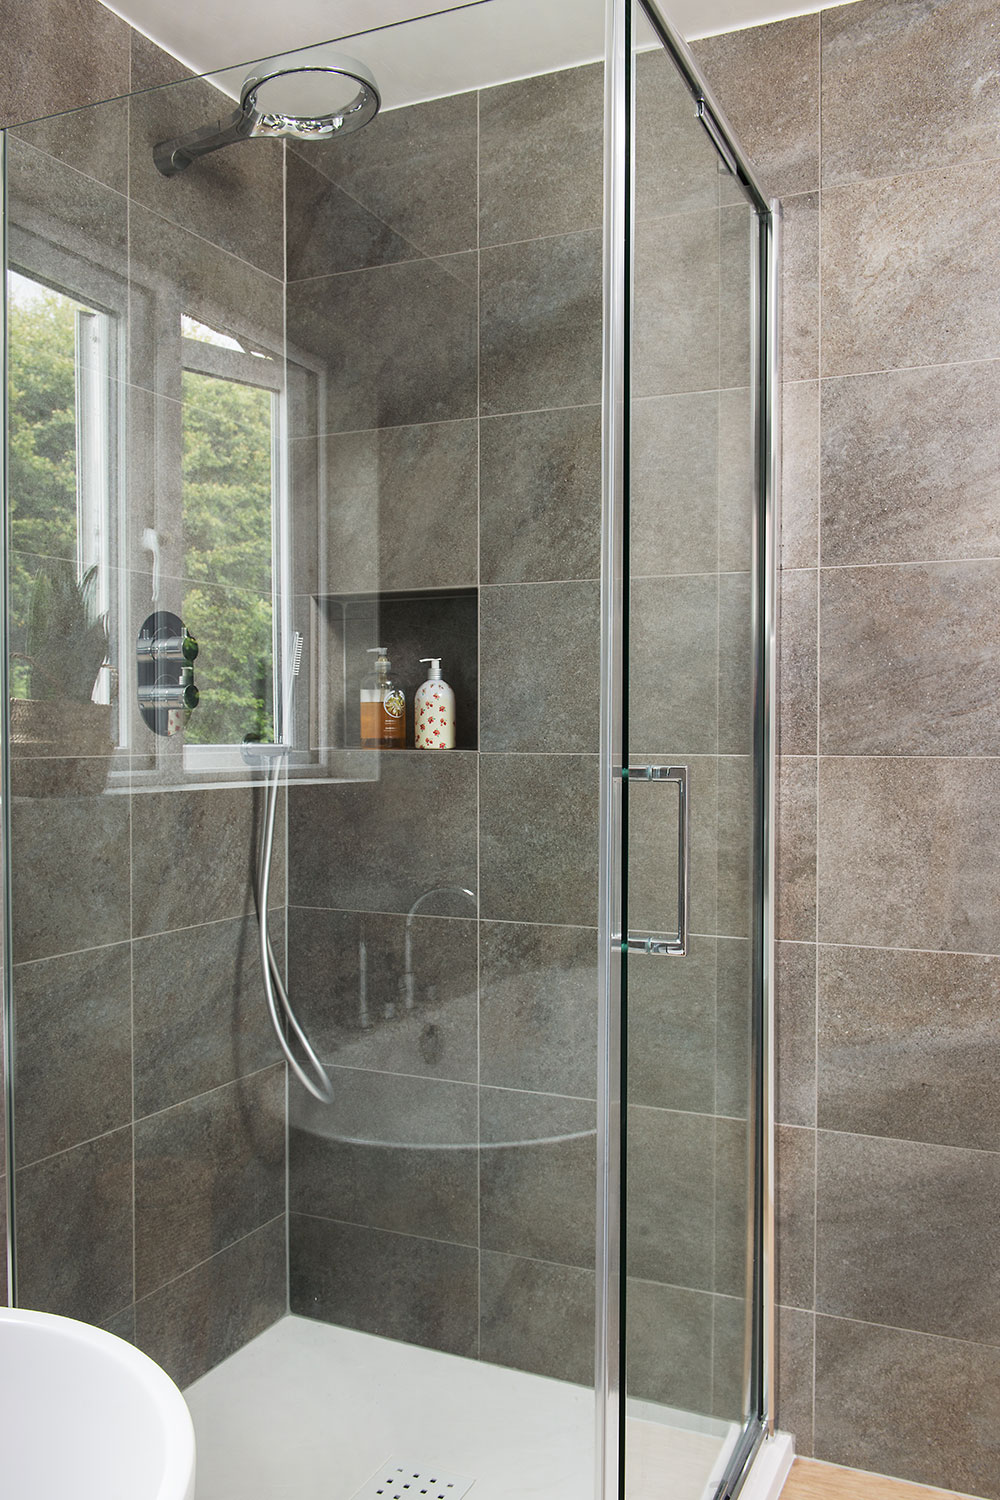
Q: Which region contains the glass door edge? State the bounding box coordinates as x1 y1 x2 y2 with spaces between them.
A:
596 0 630 1497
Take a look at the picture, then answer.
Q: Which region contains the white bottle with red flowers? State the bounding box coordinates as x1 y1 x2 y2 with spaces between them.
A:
414 657 456 749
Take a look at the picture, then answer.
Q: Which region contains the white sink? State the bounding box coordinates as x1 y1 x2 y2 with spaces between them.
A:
0 1306 196 1500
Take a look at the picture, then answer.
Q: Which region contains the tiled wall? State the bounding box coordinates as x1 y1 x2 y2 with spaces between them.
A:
2 0 286 1386
283 61 607 1384
695 2 1000 1492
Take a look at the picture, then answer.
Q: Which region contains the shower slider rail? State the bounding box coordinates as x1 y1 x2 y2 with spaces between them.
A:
618 763 689 957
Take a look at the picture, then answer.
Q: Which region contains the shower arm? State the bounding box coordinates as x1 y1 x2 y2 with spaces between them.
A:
154 106 258 177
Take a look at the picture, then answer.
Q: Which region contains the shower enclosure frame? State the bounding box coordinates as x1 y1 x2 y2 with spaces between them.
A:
0 0 780 1492
597 2 780 1497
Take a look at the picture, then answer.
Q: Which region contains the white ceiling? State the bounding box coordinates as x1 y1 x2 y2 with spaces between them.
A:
101 0 857 104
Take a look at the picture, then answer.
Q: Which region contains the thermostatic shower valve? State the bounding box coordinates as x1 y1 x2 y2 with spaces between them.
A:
137 611 200 737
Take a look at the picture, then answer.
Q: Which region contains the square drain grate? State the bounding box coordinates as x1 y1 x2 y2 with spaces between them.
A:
349 1460 475 1500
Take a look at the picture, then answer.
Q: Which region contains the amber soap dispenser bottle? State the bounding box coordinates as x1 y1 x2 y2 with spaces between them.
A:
360 646 406 748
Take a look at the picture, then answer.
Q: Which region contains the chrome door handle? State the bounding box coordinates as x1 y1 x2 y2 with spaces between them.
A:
621 764 688 957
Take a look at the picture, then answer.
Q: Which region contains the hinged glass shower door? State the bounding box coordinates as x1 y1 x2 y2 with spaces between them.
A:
602 3 778 1496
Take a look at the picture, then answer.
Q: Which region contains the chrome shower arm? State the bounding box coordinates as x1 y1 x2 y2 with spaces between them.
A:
154 106 257 177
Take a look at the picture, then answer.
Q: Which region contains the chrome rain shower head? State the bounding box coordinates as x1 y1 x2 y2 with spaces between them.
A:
153 45 380 177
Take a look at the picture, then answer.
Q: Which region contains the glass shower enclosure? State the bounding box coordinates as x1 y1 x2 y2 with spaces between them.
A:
0 1 778 1497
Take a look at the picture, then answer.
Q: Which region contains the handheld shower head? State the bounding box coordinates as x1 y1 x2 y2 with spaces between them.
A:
154 46 380 177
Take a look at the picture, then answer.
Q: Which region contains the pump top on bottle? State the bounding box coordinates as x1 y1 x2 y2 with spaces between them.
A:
360 646 406 748
415 657 456 749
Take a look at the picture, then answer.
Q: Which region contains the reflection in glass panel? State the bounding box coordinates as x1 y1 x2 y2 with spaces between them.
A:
180 366 275 745
7 271 112 698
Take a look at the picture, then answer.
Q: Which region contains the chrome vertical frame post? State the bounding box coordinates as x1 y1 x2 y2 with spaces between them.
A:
759 198 782 1439
0 126 15 1308
596 0 630 1495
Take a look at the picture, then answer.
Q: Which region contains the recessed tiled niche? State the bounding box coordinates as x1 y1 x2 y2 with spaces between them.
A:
321 588 478 751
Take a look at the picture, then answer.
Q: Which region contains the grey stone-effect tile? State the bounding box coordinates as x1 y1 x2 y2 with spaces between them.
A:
377 421 478 591
814 1315 1000 1496
10 791 130 963
13 943 132 1165
634 47 721 221
816 1130 1000 1344
287 253 478 435
480 233 603 417
818 756 1000 953
134 1067 284 1298
720 205 755 392
16 1126 133 1324
133 914 279 1117
714 1117 750 1299
694 13 820 198
101 1304 135 1343
479 63 604 246
131 786 267 937
0 0 130 128
127 201 284 392
818 945 1000 1151
289 1215 478 1357
289 1070 478 1246
310 429 378 594
820 561 1000 756
776 941 817 1128
778 569 817 757
480 921 598 1099
298 92 478 259
776 1125 816 1311
632 211 720 398
135 1217 285 1389
480 753 599 927
715 937 752 1120
718 386 755 575
781 380 819 571
777 1306 815 1455
128 28 193 91
285 149 415 281
289 753 477 916
480 1089 596 1269
626 937 717 1114
626 1279 713 1413
480 1252 595 1386
781 194 820 384
718 573 753 757
821 362 1000 566
13 96 128 194
480 582 600 753
712 1294 748 1421
717 755 753 941
629 575 719 755
287 907 478 1082
631 394 719 579
775 758 816 944
129 75 284 276
822 163 1000 378
627 1106 714 1290
480 407 602 585
821 0 1000 188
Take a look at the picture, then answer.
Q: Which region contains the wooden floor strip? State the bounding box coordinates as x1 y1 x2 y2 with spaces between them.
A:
780 1458 983 1500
